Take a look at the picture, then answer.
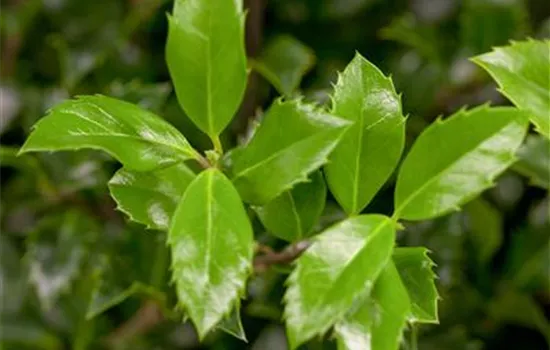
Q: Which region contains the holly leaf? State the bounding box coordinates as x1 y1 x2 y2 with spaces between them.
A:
472 40 550 139
166 0 247 137
232 99 349 205
393 247 439 324
108 163 196 230
251 35 316 96
169 169 254 339
324 53 405 215
20 95 198 171
255 170 326 242
335 262 410 350
394 106 528 220
513 134 550 189
284 215 396 349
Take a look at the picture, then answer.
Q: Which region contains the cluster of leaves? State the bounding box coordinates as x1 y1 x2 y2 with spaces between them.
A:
1 0 549 349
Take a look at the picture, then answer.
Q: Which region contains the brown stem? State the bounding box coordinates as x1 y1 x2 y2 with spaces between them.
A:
104 240 310 345
104 300 164 348
253 240 311 273
232 0 266 136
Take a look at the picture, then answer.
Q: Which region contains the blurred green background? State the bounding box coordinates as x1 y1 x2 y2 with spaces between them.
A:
1 0 549 349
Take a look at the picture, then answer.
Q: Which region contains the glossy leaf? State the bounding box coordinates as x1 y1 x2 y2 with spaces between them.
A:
108 163 196 230
232 99 349 205
166 0 247 137
465 198 503 264
393 247 439 324
217 305 247 342
169 168 254 339
325 53 405 215
252 35 316 96
20 95 198 171
255 171 326 242
472 40 550 138
394 106 528 220
284 215 396 348
513 134 550 189
335 262 410 350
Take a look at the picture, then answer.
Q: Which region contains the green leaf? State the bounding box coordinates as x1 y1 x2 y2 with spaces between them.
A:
232 99 349 205
26 211 99 310
464 198 503 264
284 215 396 349
513 134 550 189
255 170 326 242
216 304 247 342
460 0 528 54
325 53 406 215
108 163 196 230
20 95 198 171
394 106 528 221
169 168 254 339
166 0 247 137
335 262 410 350
472 40 550 139
393 247 439 324
251 35 315 96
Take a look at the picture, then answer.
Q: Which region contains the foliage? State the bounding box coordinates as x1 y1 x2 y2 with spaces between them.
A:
1 0 549 349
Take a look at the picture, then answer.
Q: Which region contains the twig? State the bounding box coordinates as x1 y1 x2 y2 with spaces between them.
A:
253 240 311 273
233 0 266 136
104 240 310 346
104 300 164 348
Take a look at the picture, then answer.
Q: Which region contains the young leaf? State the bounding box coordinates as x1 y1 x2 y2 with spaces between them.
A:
251 35 316 96
232 99 349 205
325 53 406 215
513 134 550 189
335 262 410 350
254 171 326 242
108 163 196 231
464 198 503 264
393 247 439 324
169 168 253 339
20 95 198 171
284 215 396 349
394 106 528 221
472 40 550 139
166 0 247 138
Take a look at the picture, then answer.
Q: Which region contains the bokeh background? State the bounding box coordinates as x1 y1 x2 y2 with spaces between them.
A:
1 0 549 349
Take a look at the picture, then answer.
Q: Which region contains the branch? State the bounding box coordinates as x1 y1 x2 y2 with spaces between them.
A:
253 240 311 273
104 300 164 348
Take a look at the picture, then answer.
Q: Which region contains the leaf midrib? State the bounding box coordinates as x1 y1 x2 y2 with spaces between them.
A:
233 127 339 181
306 218 391 320
395 118 516 216
286 191 303 240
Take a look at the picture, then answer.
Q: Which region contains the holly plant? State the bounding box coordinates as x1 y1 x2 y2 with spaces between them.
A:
19 0 549 349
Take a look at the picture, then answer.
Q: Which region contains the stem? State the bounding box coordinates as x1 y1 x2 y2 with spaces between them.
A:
193 152 211 169
253 240 311 273
410 324 418 350
212 136 224 155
